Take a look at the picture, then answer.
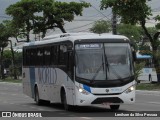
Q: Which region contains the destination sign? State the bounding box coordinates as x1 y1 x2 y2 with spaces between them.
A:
76 44 102 49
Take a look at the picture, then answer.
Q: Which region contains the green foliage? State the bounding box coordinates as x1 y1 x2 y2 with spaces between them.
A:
100 0 152 25
0 23 9 48
3 50 22 68
3 50 12 60
90 20 111 34
100 0 160 82
136 83 160 90
9 65 21 78
139 45 152 55
117 24 142 42
134 62 145 82
6 0 90 40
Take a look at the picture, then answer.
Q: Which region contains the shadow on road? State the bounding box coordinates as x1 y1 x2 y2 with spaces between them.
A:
25 102 128 117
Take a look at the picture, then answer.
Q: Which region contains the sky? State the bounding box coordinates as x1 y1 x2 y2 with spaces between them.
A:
0 0 160 35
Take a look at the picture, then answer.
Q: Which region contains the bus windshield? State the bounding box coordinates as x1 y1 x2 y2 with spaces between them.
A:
75 43 134 80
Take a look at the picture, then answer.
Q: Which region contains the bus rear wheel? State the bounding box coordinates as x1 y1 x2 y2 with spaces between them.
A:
35 87 43 105
110 105 120 110
149 75 152 83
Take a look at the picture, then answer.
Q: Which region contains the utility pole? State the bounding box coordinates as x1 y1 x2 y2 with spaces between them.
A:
112 11 117 35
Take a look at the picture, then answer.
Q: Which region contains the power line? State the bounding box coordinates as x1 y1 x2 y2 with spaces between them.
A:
77 28 91 32
66 18 104 31
66 12 112 31
79 0 111 21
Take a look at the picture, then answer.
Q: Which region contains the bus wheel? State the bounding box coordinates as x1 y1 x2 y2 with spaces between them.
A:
110 105 120 110
149 75 152 83
61 91 70 111
35 87 43 105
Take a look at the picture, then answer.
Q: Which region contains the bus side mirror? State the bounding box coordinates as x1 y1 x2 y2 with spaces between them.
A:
132 51 137 61
130 41 137 61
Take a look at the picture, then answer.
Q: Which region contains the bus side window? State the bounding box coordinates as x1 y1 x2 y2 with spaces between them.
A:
51 45 59 66
59 45 67 66
37 48 44 66
27 49 31 66
67 51 74 79
31 49 37 66
23 49 27 66
44 47 51 65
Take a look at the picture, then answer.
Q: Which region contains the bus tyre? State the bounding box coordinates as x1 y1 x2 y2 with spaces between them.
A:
110 105 120 110
149 75 152 83
61 91 70 111
35 87 43 105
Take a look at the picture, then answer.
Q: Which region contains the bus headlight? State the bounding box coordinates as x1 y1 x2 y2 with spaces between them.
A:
125 85 135 94
76 86 90 95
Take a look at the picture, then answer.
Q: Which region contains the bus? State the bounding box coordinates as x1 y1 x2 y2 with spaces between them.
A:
22 33 135 110
136 53 157 82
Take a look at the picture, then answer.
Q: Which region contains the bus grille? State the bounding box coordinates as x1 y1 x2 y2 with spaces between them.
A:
91 97 124 104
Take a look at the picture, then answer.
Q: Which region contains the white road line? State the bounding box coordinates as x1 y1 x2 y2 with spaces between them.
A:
38 108 45 111
80 117 92 119
30 106 36 109
148 102 160 105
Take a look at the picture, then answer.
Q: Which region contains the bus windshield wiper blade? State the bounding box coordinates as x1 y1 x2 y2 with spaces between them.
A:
91 63 104 81
104 46 109 80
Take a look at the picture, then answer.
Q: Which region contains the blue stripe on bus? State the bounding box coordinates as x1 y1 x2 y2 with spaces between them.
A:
30 67 35 98
83 84 91 93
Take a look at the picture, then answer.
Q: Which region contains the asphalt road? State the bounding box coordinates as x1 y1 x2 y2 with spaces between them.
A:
0 82 160 120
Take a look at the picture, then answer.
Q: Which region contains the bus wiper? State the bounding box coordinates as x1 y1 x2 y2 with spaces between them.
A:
91 55 105 82
91 63 104 81
104 52 109 72
104 48 109 80
104 49 122 81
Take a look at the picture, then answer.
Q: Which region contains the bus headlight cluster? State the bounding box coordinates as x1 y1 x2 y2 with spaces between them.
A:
76 86 90 95
125 85 135 94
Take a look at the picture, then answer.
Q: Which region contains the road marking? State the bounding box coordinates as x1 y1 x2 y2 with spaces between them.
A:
38 108 45 111
148 102 160 105
80 117 92 119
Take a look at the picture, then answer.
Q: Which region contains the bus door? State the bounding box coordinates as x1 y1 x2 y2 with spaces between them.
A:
66 45 75 105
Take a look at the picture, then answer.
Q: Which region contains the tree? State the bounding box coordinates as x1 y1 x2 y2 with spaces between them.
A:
6 0 90 41
100 0 160 82
90 20 111 34
3 50 22 78
117 24 142 42
0 21 18 80
0 23 9 79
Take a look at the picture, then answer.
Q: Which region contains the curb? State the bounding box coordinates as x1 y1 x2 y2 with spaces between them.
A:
136 90 160 95
0 81 22 86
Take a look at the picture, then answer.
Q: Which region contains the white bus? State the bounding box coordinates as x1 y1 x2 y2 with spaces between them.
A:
22 33 135 110
137 53 157 82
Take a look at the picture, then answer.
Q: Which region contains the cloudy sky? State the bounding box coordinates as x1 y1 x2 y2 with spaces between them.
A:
0 0 160 34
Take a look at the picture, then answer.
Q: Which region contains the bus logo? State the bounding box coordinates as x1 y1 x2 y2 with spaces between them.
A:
106 89 109 93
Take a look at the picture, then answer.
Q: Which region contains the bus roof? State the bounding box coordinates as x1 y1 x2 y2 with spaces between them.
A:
23 33 129 47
